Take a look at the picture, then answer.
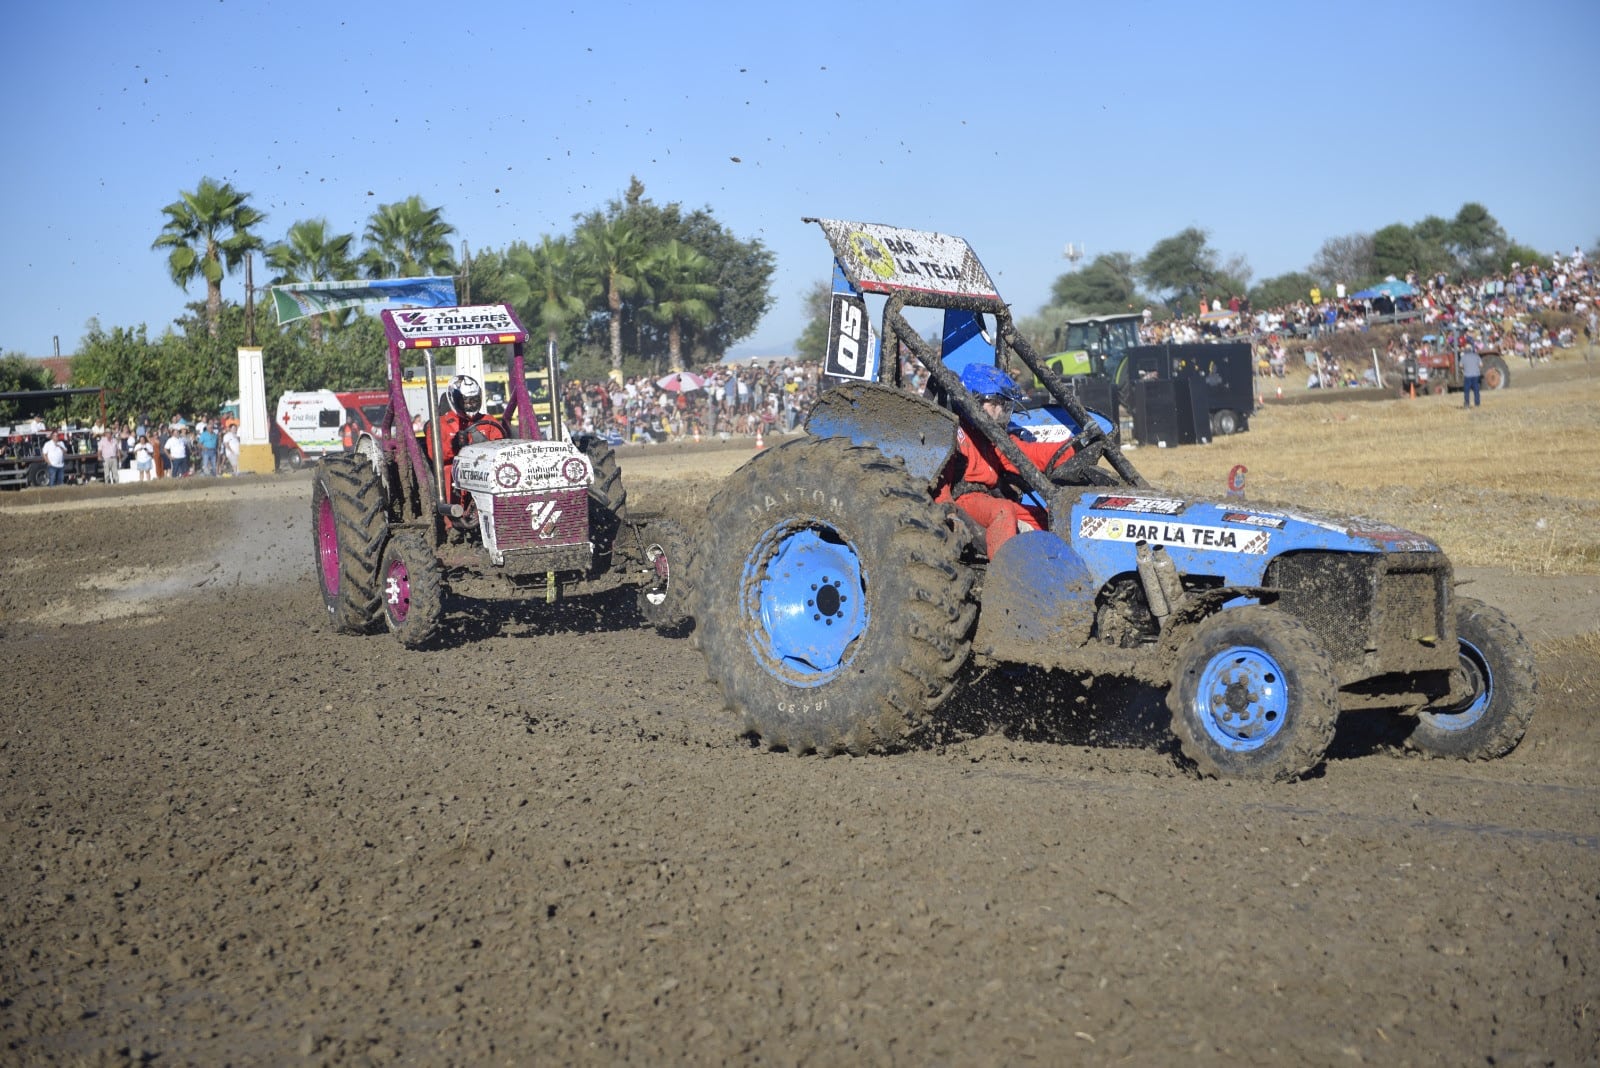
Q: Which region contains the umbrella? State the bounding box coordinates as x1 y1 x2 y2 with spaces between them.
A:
657 371 705 392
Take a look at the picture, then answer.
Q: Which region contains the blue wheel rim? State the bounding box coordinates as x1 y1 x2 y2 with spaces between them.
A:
1421 636 1492 731
741 524 868 686
1193 645 1289 751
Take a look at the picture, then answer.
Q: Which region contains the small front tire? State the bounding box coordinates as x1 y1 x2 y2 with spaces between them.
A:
379 530 443 649
1405 596 1536 760
636 518 693 632
1169 606 1338 781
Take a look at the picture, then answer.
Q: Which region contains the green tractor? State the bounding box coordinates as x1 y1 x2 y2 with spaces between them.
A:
1038 313 1144 384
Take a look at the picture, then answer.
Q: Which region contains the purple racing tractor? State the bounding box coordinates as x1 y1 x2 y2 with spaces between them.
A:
688 221 1536 781
312 304 689 647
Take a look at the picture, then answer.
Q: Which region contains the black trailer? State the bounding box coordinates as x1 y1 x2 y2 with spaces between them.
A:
1122 342 1256 444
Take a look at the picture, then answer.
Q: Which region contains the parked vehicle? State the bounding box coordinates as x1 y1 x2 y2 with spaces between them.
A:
271 389 389 472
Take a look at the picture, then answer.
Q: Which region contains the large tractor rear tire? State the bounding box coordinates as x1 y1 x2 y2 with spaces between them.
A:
1404 597 1536 760
574 434 627 562
692 436 976 754
1168 606 1339 782
1481 354 1511 390
312 455 387 634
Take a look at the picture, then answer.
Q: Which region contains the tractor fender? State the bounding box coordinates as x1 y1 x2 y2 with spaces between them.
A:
972 530 1099 665
804 381 958 490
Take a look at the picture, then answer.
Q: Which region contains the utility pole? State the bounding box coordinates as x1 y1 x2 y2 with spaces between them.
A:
460 240 472 304
244 253 256 346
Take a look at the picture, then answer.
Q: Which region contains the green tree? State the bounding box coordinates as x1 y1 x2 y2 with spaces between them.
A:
1308 233 1374 287
1408 215 1455 278
1449 202 1508 276
1138 228 1226 312
643 240 719 370
1249 272 1320 311
1049 252 1141 314
504 236 588 351
794 281 833 363
0 353 55 422
575 216 651 377
1371 223 1421 280
583 178 775 361
151 177 267 339
360 195 457 279
1500 242 1549 273
265 218 356 344
675 210 775 359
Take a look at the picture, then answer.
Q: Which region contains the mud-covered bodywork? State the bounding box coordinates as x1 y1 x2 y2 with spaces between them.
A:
689 220 1534 779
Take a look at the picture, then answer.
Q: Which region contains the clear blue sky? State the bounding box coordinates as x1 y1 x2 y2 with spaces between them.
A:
5 0 1597 360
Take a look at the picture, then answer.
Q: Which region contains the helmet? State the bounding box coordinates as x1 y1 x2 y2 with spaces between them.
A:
959 362 1026 405
445 374 483 417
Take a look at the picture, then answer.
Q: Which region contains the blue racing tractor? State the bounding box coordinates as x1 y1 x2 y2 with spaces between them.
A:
688 220 1536 781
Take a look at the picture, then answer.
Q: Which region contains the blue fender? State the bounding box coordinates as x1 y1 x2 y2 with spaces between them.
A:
972 530 1098 663
804 381 958 488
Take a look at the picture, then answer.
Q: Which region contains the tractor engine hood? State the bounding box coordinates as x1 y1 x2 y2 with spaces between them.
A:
454 439 592 497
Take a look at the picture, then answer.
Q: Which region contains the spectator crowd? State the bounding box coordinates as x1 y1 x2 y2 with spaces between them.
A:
1146 246 1597 390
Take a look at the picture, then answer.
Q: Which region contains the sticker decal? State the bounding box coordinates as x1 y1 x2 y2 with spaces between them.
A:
1222 511 1287 530
1090 495 1188 516
1079 515 1270 555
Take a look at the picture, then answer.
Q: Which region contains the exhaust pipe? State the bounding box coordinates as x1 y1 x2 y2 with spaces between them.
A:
1136 541 1187 622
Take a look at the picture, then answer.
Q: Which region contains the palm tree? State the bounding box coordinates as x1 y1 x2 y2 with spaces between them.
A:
504 236 587 351
643 240 718 370
265 218 356 344
575 217 650 377
151 177 267 338
359 195 457 279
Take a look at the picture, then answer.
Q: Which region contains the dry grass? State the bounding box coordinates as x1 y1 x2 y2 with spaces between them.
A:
1136 357 1600 575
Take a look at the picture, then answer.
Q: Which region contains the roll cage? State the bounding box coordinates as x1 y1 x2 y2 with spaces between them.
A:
807 218 1146 496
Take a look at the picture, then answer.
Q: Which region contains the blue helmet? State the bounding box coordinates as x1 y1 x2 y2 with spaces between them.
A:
959 362 1026 405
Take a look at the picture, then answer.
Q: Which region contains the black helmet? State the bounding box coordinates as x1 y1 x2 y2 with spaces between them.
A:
445 374 483 417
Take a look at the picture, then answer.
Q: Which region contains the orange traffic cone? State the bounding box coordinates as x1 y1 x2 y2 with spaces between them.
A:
754 427 765 450
693 426 701 444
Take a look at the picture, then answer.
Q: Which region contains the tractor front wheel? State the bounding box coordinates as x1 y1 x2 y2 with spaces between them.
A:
1405 597 1536 760
692 436 975 754
1168 606 1338 781
379 530 443 649
636 518 693 632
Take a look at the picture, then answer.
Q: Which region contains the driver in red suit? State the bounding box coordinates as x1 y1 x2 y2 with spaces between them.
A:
936 362 1076 558
425 374 505 503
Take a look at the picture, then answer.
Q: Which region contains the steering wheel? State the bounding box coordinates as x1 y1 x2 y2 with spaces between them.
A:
1045 421 1109 485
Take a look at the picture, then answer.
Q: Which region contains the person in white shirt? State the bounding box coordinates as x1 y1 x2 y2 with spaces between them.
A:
41 434 68 487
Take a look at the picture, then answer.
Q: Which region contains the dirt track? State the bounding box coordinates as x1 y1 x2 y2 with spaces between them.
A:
2 437 1596 1064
